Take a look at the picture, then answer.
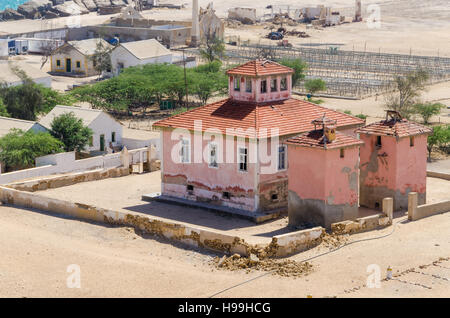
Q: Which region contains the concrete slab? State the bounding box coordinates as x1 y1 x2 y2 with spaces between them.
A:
142 193 284 223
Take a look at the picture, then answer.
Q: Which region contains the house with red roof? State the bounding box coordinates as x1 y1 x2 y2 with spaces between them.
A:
356 111 432 211
285 115 364 228
152 59 364 220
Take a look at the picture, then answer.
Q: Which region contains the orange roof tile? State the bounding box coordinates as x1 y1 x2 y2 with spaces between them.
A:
285 130 364 150
355 119 432 138
153 98 365 138
226 59 294 77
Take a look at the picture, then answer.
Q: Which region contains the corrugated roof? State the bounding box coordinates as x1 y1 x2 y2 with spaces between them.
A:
0 116 42 137
355 119 432 138
285 130 364 149
226 59 294 77
0 61 50 84
119 39 172 60
67 38 113 56
39 105 104 129
153 98 365 138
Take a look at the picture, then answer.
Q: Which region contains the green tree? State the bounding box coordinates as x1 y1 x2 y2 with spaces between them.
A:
199 37 226 62
50 112 93 152
40 86 76 114
413 102 445 125
279 58 307 88
385 69 430 118
0 129 63 171
0 98 9 117
91 39 112 77
0 80 44 120
427 125 450 161
304 78 327 95
190 62 228 104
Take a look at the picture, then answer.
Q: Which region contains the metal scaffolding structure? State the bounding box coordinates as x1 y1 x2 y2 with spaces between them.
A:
204 44 450 98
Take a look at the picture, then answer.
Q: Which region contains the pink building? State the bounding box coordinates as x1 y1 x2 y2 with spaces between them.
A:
356 111 432 211
153 60 364 218
285 116 364 228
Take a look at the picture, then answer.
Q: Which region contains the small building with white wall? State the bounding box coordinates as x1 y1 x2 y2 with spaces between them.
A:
0 116 47 138
39 105 123 153
110 39 173 75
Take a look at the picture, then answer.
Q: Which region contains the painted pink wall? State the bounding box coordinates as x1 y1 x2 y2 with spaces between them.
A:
161 129 257 211
287 147 326 201
287 145 359 205
395 135 427 194
359 134 427 195
229 74 292 103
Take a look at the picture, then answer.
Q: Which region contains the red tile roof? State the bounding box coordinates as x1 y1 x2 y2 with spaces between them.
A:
355 119 432 138
285 130 364 150
226 59 294 77
153 98 365 138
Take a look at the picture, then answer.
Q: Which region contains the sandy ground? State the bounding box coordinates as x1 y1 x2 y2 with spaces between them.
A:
0 202 448 297
37 172 449 241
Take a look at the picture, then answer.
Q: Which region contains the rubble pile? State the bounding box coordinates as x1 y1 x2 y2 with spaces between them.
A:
212 253 314 278
320 232 348 250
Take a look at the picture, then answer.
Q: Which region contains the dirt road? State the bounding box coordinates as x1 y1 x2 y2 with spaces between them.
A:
0 204 449 297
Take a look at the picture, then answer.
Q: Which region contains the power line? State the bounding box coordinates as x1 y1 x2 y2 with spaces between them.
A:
209 218 401 298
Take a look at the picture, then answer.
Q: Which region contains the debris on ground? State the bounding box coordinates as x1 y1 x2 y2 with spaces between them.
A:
212 253 313 278
320 232 349 250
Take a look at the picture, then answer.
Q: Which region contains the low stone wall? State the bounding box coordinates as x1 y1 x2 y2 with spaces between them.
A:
427 171 450 181
408 192 450 221
330 197 393 235
6 167 129 192
330 213 391 235
272 227 325 257
0 186 322 258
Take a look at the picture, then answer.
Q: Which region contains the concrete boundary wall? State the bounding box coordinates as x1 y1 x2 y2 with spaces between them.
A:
0 147 156 185
427 171 450 181
408 192 450 221
0 186 323 258
6 167 130 192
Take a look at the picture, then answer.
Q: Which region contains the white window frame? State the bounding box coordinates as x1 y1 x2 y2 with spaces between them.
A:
238 147 248 172
208 142 218 168
278 145 287 171
180 138 190 163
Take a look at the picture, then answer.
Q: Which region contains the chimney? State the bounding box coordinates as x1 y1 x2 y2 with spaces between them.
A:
191 0 200 46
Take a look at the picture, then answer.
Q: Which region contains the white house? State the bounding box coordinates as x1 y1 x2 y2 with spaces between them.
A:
39 105 123 153
110 39 173 75
0 116 48 138
0 61 52 88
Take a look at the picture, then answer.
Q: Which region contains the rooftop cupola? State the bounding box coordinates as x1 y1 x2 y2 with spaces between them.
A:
226 59 294 103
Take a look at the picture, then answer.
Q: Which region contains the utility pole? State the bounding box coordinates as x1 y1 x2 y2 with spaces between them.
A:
183 48 189 109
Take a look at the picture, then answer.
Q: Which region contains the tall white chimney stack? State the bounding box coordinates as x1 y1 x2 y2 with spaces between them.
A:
191 0 200 46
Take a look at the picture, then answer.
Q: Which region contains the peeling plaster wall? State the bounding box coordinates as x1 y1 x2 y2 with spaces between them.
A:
287 145 360 228
161 129 258 212
359 134 427 210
